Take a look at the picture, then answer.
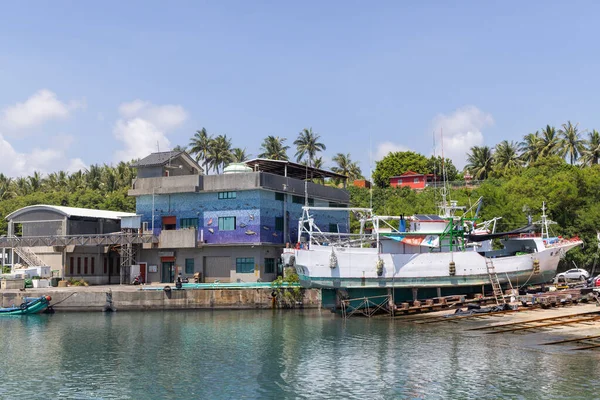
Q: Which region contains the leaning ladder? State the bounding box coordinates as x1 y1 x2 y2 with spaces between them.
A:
486 258 506 305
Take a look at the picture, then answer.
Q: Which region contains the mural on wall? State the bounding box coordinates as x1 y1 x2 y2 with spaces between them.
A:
135 189 349 246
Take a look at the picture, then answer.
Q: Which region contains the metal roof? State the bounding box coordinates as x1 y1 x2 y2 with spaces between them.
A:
132 151 183 167
5 205 137 221
244 158 347 181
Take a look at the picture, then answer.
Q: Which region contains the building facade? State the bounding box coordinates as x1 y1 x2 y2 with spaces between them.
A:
389 171 438 189
129 153 350 284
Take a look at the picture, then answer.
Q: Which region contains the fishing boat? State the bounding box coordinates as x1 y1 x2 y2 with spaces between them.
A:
0 296 52 316
282 198 583 304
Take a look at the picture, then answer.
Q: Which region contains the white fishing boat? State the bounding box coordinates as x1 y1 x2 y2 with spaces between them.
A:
282 198 582 300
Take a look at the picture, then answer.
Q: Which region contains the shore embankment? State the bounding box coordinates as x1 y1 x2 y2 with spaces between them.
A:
0 284 321 312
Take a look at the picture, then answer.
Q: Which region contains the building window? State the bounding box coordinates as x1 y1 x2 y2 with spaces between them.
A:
275 217 284 231
265 258 275 274
414 178 419 183
218 216 236 231
329 223 338 233
77 257 81 274
275 192 284 201
91 258 95 275
236 257 255 273
84 257 88 274
180 218 198 229
104 257 108 274
292 195 304 204
218 191 236 200
185 258 194 274
70 257 74 275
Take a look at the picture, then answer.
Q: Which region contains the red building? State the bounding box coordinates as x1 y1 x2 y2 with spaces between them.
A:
389 171 438 189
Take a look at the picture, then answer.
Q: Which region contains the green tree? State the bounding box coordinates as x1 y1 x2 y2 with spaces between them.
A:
465 146 494 180
331 153 363 183
207 134 233 173
188 128 212 173
258 136 290 160
581 130 600 166
427 156 458 181
294 128 326 167
372 151 430 188
558 120 585 164
493 140 522 175
519 131 542 165
231 147 250 163
539 125 561 157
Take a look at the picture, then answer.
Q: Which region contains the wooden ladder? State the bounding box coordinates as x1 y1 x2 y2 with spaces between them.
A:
486 258 506 305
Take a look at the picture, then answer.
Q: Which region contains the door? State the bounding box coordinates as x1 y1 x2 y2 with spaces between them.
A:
161 262 174 283
204 256 231 282
139 263 147 283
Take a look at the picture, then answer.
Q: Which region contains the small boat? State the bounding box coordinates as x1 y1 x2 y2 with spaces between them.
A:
0 296 52 316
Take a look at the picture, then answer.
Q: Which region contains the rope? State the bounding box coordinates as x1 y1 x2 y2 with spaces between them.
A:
50 292 77 306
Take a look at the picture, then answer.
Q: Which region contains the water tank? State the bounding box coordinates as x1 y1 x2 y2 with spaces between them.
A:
224 163 252 174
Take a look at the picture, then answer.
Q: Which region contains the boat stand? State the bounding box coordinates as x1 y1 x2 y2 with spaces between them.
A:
341 294 394 319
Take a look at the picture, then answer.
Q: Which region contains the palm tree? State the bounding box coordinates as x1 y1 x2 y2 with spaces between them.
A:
519 131 542 164
231 148 250 163
0 174 14 200
28 171 43 192
331 153 363 183
258 136 290 160
581 130 600 166
189 128 212 173
559 121 585 164
85 165 103 191
68 170 86 192
294 128 326 167
15 177 31 196
539 125 561 157
207 134 233 174
494 140 522 172
465 146 494 180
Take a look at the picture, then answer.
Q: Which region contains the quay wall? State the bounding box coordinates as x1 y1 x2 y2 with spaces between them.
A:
0 288 322 312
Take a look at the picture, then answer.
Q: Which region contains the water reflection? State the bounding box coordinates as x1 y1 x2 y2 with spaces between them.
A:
1 310 600 399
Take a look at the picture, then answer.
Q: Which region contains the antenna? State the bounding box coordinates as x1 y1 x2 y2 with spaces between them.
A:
369 132 373 210
157 141 160 152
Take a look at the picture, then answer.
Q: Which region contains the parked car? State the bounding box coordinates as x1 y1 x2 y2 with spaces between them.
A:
588 274 600 287
554 268 590 282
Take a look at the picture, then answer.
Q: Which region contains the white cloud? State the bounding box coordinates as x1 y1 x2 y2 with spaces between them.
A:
113 100 188 161
375 141 411 160
431 106 494 169
0 133 85 177
1 89 84 131
66 158 88 174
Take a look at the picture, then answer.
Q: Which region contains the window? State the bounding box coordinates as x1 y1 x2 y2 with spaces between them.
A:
91 258 95 275
218 191 236 199
84 257 88 274
265 258 275 274
414 178 420 183
329 223 338 233
185 258 194 274
180 218 198 229
236 257 255 273
218 216 236 231
275 217 284 231
77 257 81 274
292 195 304 204
70 257 74 275
275 192 284 201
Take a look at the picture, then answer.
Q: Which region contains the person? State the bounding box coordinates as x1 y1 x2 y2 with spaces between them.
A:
175 273 183 289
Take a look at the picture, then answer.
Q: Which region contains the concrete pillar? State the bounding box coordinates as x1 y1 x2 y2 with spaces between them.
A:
7 221 13 236
437 287 442 298
412 287 418 301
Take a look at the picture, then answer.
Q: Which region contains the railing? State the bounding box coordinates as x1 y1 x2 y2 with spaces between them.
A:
0 233 158 247
13 245 46 267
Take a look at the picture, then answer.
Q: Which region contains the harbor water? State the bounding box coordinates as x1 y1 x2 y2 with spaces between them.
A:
1 309 600 399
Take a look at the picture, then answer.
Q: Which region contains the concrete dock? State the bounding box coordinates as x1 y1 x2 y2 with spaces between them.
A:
0 284 321 312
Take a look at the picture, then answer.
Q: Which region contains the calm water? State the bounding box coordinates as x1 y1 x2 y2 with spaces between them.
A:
1 310 599 399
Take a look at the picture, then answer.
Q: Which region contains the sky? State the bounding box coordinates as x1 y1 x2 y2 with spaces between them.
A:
1 1 600 178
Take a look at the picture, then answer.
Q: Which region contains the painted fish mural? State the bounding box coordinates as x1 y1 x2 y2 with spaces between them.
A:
245 230 257 235
240 223 247 228
208 228 214 234
272 232 278 237
262 226 269 230
249 214 254 220
207 218 213 226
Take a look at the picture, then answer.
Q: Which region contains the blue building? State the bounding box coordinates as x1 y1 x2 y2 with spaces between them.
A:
129 151 350 283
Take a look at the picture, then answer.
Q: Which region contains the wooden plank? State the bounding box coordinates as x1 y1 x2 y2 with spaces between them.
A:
542 334 600 345
486 316 600 334
469 311 600 331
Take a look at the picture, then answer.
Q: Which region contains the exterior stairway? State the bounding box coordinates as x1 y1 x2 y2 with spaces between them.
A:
12 239 47 267
486 258 506 305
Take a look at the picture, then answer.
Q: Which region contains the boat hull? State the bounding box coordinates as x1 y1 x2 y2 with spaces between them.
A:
0 296 51 316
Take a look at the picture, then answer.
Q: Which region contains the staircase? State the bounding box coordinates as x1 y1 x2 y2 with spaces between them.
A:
485 258 506 305
12 240 46 267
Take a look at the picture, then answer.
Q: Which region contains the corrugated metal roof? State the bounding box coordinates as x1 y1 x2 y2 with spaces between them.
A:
131 151 183 167
5 205 136 221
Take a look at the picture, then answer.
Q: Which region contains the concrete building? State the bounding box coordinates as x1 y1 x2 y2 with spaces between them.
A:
3 205 136 284
129 152 350 284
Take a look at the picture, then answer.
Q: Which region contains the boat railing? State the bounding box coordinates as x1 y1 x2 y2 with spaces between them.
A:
308 232 376 248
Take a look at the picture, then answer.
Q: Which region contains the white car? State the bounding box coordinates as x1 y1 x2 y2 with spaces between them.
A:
554 268 590 282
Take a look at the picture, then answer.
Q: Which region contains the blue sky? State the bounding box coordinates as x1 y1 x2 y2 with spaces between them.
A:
1 1 599 177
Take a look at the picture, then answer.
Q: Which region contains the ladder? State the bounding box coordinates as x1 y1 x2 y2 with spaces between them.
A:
485 258 505 305
12 244 46 267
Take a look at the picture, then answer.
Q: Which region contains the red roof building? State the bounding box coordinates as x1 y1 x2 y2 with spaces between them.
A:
389 171 438 189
